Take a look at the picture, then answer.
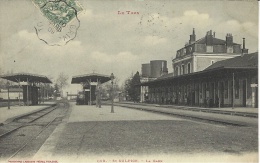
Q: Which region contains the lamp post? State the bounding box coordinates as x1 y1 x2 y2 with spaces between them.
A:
43 84 45 104
110 73 115 113
96 82 101 108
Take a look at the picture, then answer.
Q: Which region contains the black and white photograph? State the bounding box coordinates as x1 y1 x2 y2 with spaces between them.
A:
0 0 258 162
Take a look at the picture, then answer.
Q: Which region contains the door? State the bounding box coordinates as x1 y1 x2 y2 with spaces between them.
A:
219 82 224 107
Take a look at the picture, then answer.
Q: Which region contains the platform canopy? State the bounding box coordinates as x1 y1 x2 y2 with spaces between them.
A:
0 73 52 83
71 73 111 84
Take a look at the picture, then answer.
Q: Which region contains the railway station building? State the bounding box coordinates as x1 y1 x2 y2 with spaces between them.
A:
140 29 258 108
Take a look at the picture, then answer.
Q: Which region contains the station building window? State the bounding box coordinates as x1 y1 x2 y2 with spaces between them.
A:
206 46 213 53
187 63 191 74
175 66 179 76
224 80 228 99
189 46 193 53
235 79 239 99
227 47 233 53
177 51 180 58
181 64 185 75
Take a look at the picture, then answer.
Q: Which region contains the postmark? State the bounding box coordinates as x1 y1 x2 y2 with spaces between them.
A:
32 0 83 46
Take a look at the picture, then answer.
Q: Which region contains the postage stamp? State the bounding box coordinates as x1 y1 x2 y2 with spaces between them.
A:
32 0 83 46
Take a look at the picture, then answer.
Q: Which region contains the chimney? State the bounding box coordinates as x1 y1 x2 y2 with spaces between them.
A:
189 28 196 44
205 30 213 46
226 33 233 47
241 38 248 55
213 32 215 38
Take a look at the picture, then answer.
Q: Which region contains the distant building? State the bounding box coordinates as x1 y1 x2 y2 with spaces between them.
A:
150 60 168 78
140 60 168 102
0 88 23 100
141 63 151 78
172 29 248 76
141 60 168 79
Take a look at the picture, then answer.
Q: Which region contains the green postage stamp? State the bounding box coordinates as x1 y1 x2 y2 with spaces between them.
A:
32 0 83 32
32 0 83 46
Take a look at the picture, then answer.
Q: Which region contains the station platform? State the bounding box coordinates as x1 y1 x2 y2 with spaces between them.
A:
33 103 189 161
0 102 56 124
114 103 258 127
68 104 184 122
33 103 258 162
119 101 258 114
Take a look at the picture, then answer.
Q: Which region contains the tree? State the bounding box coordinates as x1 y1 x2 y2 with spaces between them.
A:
100 77 121 100
42 84 55 98
56 72 69 97
0 71 15 89
125 71 141 102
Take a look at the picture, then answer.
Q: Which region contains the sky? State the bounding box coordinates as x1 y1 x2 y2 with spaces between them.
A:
0 0 258 94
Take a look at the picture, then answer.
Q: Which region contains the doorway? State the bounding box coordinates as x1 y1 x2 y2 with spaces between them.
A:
219 82 224 107
242 80 246 107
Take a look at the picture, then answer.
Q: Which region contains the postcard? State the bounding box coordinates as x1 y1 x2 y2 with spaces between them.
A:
0 0 258 163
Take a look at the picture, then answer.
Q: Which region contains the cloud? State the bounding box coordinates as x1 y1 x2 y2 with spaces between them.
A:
241 22 258 38
1 1 258 93
91 51 112 63
78 9 94 20
136 10 212 41
90 51 138 63
214 19 258 46
88 51 140 82
1 28 86 79
116 51 138 62
143 35 167 46
18 30 36 40
173 10 211 28
183 10 209 19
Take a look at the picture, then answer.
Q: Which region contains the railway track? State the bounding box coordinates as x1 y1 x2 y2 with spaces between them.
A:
7 117 58 160
117 102 258 118
0 102 69 161
0 105 57 138
113 103 257 127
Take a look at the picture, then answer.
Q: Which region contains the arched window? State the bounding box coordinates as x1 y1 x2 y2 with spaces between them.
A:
183 48 186 55
187 63 191 74
176 51 180 58
175 66 179 76
189 46 193 52
181 64 185 75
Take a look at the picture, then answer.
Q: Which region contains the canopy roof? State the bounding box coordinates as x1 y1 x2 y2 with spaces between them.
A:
141 67 257 86
141 52 258 86
206 52 258 70
0 73 52 83
71 73 111 84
